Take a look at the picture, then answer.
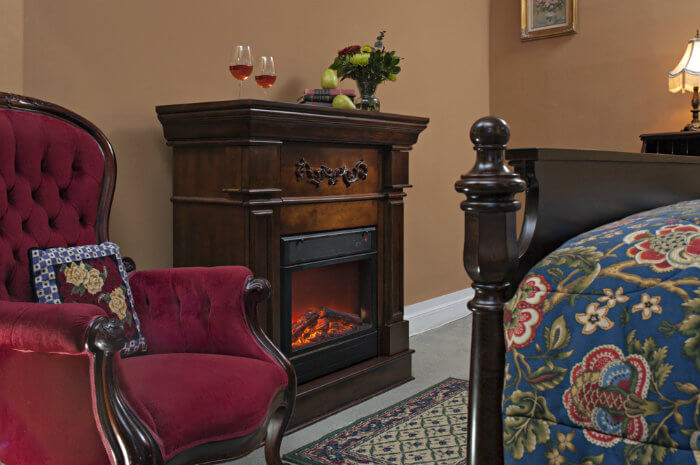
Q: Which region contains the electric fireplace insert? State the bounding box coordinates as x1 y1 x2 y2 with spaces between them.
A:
281 227 378 383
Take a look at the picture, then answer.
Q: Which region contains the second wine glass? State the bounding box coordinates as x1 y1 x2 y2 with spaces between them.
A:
230 45 253 99
255 56 276 97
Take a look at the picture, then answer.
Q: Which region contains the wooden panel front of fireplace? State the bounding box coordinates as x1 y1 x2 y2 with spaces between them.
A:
156 100 429 430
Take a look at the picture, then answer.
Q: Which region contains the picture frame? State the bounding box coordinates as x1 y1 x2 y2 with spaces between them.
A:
521 0 578 41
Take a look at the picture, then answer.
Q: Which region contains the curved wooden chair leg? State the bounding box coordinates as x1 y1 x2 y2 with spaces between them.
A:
264 403 293 465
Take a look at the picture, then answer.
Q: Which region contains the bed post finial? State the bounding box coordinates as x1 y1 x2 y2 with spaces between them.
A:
455 116 526 465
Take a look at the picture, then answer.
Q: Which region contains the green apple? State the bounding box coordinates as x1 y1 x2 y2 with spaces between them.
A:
321 69 339 89
332 94 356 110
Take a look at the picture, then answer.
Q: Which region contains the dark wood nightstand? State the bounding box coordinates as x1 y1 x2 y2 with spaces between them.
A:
640 131 700 155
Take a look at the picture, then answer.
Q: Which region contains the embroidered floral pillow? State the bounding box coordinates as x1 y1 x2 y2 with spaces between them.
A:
29 242 146 355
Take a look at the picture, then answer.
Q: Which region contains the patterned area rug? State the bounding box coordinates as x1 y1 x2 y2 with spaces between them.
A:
284 378 469 465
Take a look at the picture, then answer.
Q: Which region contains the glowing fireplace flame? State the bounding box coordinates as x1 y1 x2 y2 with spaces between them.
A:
291 307 365 350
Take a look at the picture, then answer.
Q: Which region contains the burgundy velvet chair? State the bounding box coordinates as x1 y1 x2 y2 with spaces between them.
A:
0 92 296 465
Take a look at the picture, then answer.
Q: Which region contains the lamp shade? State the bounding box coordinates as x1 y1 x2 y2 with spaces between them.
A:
669 35 700 93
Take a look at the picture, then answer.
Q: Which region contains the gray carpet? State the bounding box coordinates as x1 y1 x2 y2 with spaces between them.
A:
230 314 472 464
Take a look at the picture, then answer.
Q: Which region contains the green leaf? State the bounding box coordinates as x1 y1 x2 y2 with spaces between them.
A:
71 284 85 295
568 263 601 301
547 267 565 279
579 454 605 465
373 30 386 48
503 391 554 459
544 315 570 352
551 349 575 360
673 409 684 425
654 363 673 391
539 246 604 275
651 421 678 449
642 337 659 358
626 330 643 355
525 364 567 391
621 306 630 327
658 320 676 337
674 381 699 395
680 294 700 372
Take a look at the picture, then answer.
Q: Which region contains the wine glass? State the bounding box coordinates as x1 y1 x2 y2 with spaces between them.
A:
254 56 276 97
229 45 252 99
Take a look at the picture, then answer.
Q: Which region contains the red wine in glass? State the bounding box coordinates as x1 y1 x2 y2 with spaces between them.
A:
255 56 276 96
230 45 252 98
255 74 276 88
229 64 253 80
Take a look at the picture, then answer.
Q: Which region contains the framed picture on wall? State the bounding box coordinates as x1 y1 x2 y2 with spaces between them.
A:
521 0 578 41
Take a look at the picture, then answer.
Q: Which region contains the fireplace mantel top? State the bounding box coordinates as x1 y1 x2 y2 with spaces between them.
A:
156 99 429 148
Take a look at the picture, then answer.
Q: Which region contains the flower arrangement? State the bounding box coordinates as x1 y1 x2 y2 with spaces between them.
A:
534 0 565 12
329 30 402 111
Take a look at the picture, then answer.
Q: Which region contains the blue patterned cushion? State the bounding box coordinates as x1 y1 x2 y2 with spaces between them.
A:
503 200 700 465
29 242 146 355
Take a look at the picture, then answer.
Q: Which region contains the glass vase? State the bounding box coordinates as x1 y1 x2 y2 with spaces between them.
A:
356 80 380 112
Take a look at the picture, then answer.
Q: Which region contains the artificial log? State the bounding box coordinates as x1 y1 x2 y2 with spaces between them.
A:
291 311 320 341
292 307 365 348
455 117 526 465
320 307 363 325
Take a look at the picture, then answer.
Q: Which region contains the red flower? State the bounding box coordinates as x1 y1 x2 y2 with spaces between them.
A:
624 223 700 272
563 345 651 447
504 275 550 351
338 45 361 57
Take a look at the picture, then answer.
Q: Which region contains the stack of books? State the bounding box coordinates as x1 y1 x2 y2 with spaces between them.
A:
299 89 356 107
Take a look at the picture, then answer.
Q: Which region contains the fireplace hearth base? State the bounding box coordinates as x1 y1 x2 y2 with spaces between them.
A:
291 349 413 431
156 100 428 430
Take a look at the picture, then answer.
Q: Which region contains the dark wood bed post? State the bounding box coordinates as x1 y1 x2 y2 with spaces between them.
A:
455 117 526 465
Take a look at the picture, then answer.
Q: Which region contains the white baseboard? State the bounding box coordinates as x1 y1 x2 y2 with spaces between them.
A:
404 288 474 336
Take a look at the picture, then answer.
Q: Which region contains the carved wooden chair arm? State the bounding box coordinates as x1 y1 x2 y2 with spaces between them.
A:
86 316 164 465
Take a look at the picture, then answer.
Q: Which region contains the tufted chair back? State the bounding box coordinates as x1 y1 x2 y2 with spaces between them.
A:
0 93 115 301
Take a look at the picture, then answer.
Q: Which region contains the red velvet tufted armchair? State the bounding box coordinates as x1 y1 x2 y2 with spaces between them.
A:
0 92 296 465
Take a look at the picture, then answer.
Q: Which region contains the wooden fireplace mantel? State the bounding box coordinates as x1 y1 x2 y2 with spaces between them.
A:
156 99 428 147
156 99 429 430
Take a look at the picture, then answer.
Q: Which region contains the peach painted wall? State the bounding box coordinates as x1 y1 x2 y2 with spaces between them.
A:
0 0 23 93
490 0 700 151
21 0 490 305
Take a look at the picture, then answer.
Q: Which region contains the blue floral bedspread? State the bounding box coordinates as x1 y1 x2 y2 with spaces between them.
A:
503 200 700 465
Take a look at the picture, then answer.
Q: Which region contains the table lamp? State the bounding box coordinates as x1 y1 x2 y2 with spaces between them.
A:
670 31 700 131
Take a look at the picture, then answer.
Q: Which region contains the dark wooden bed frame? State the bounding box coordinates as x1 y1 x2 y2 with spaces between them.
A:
456 116 700 465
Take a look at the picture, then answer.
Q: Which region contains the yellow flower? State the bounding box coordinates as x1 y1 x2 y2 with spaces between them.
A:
597 286 629 308
545 448 565 465
557 430 575 452
84 268 104 295
632 293 662 320
362 45 372 52
349 53 370 66
64 262 88 287
108 287 128 320
575 303 614 334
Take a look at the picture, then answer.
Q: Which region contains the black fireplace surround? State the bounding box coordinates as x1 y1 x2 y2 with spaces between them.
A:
280 227 378 383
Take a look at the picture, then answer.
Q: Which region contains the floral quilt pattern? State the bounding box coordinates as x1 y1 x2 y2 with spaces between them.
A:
504 200 700 465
